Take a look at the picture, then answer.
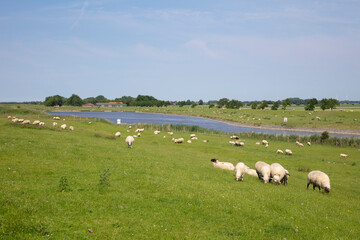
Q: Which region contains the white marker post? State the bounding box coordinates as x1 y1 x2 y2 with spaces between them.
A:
284 117 288 123
117 119 121 125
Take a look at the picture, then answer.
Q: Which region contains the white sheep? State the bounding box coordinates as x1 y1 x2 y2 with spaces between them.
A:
262 140 269 145
265 143 269 148
235 141 245 146
307 171 330 193
39 122 45 126
60 124 66 130
69 126 74 131
115 132 121 137
296 141 304 147
154 130 160 134
17 119 24 123
235 162 249 181
191 136 198 140
255 161 271 183
128 126 132 129
285 149 293 155
135 128 144 133
270 163 290 185
7 116 12 119
187 140 192 143
125 136 135 148
245 168 258 177
307 141 311 146
53 116 60 120
53 122 58 127
12 118 19 123
276 149 284 154
22 120 30 124
203 140 208 143
230 135 239 139
33 120 40 125
190 134 196 138
137 133 141 137
211 159 235 171
168 132 173 136
229 141 236 145
340 153 348 158
255 142 260 145
174 138 184 143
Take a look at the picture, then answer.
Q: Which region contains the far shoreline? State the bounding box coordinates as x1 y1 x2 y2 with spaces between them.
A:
48 109 360 136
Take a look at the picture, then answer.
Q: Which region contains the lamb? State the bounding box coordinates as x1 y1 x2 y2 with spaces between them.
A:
277 149 284 154
115 132 121 137
53 122 58 127
235 162 249 181
245 168 258 177
60 124 66 130
340 153 348 158
137 133 141 137
255 161 271 183
33 120 40 125
154 130 160 134
69 126 74 131
125 136 135 148
285 149 293 155
211 159 235 171
270 163 290 185
307 171 330 193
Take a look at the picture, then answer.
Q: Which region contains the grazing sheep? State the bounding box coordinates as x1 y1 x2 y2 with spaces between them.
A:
230 135 239 139
191 136 198 140
255 142 260 145
203 140 208 143
296 141 304 147
128 126 132 129
125 136 135 148
262 140 269 145
255 161 271 183
235 162 249 181
60 124 66 130
229 141 236 145
53 122 58 127
22 120 30 124
277 149 284 154
39 122 45 126
133 135 138 138
135 128 144 133
307 141 311 146
168 132 173 136
187 140 192 143
190 134 196 138
270 163 290 185
154 130 160 134
285 149 293 155
115 132 121 137
245 168 258 177
163 136 166 138
265 143 269 148
53 116 60 120
211 159 235 171
340 153 348 158
7 116 12 119
175 138 184 143
69 126 74 131
307 171 330 193
33 120 40 125
17 119 24 123
137 133 141 137
235 141 245 146
282 170 290 185
12 118 19 123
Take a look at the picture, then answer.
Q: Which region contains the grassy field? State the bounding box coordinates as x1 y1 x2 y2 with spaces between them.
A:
4 104 360 131
0 108 359 239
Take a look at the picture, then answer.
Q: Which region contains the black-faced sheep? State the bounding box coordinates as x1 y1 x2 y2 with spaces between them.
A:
211 159 235 171
270 163 290 185
307 171 330 193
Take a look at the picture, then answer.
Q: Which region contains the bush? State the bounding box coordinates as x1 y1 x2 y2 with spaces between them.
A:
320 131 329 143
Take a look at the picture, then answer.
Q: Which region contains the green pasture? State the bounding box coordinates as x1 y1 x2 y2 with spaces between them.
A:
0 108 359 239
4 104 360 130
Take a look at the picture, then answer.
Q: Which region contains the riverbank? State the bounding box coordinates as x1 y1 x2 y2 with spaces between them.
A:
48 109 360 136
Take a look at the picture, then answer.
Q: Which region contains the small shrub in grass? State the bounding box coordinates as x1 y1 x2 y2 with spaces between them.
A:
352 162 356 166
58 176 71 192
320 131 329 143
298 167 311 172
99 169 111 186
94 132 116 140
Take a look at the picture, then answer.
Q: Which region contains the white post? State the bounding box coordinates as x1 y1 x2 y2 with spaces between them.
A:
117 119 121 125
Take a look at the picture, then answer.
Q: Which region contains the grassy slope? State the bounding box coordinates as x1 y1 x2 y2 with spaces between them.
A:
7 104 360 130
0 112 359 239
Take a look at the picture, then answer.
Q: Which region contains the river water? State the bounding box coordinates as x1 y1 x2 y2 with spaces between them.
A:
48 111 359 138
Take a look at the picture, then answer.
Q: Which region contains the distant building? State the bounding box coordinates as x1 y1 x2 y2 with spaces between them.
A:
95 102 126 107
82 103 95 107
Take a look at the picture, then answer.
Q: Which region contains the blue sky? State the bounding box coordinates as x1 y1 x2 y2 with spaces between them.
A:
1 0 359 102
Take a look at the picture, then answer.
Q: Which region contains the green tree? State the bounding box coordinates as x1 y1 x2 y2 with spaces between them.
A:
178 101 186 107
328 98 340 110
271 101 280 110
305 98 318 111
66 94 84 106
95 95 108 103
198 99 204 105
83 97 98 104
217 98 229 108
250 102 258 109
320 131 329 143
282 98 291 110
44 95 66 106
191 103 197 108
209 104 215 108
225 99 243 109
257 101 268 110
320 98 329 110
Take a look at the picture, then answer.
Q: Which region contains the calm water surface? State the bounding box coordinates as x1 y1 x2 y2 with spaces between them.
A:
49 111 358 138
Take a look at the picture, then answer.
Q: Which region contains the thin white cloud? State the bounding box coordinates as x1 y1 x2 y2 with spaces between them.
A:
185 39 217 58
71 0 88 30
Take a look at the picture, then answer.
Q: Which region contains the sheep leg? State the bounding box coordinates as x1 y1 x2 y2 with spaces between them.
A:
313 185 316 190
